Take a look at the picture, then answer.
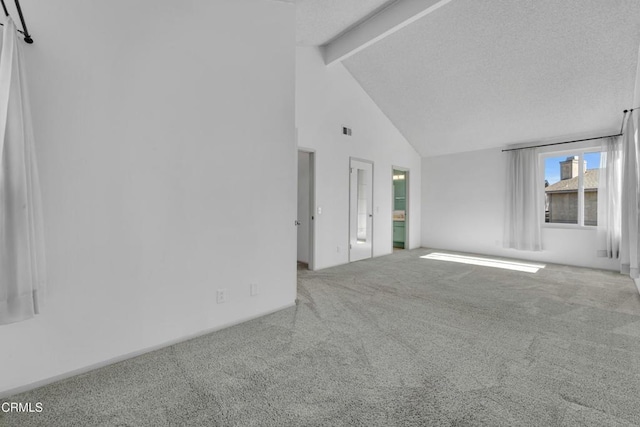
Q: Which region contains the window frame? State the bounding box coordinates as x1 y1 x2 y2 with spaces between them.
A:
538 142 602 230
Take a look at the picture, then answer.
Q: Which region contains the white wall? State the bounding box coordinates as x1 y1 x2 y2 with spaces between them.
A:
297 151 310 263
296 47 421 270
422 145 620 270
0 0 296 396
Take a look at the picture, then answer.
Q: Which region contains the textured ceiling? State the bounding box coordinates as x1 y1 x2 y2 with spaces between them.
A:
291 0 397 46
342 0 640 157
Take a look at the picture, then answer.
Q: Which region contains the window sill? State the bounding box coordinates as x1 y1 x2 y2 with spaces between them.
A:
542 223 597 231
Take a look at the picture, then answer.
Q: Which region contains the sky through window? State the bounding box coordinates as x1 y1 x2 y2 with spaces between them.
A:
544 152 601 185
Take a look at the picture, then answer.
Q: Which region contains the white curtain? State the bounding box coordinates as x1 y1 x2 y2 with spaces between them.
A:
596 136 622 259
0 18 46 325
620 110 640 282
504 147 543 251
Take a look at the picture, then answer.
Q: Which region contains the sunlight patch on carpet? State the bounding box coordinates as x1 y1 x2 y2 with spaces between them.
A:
421 253 545 273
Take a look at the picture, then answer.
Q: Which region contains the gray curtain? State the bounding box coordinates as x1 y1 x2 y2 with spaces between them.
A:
504 148 543 251
620 111 640 284
596 137 622 259
0 18 46 325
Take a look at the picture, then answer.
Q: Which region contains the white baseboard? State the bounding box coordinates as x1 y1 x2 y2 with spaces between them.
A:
0 301 296 399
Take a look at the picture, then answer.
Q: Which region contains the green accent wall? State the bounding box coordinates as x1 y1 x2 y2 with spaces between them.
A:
393 179 406 211
393 171 406 248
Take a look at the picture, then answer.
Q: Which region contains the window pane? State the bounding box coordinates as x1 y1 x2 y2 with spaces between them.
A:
583 152 601 226
544 155 579 224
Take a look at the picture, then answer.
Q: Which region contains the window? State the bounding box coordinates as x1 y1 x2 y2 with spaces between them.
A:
543 151 601 226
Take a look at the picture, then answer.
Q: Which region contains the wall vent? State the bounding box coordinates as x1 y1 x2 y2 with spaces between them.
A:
342 126 352 136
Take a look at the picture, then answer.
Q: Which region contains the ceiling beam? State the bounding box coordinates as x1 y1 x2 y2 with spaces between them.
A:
322 0 454 66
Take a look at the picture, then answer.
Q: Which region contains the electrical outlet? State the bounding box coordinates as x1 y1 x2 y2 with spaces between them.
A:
250 283 259 296
216 289 227 304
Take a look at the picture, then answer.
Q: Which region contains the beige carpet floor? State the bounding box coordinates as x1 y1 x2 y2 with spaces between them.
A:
2 248 640 426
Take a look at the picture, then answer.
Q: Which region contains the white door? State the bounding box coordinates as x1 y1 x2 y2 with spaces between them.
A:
296 150 315 270
349 159 373 262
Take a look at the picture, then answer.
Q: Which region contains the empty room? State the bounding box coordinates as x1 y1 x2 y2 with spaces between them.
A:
1 0 640 425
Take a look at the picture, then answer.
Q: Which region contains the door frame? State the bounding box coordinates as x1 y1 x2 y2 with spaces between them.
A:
298 148 316 270
391 166 410 250
348 157 374 262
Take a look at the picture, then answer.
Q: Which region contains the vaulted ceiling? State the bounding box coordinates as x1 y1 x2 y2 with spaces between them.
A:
292 0 640 157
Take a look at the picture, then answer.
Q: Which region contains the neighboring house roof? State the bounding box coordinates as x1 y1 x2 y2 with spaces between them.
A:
545 169 599 193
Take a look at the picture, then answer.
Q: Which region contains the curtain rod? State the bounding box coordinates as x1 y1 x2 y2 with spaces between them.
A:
501 108 636 153
0 0 32 43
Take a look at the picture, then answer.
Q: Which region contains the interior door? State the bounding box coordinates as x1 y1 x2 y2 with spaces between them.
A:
296 150 315 270
349 159 373 262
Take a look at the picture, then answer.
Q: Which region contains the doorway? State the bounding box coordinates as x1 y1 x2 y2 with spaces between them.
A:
349 158 374 262
392 167 409 250
297 150 315 270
